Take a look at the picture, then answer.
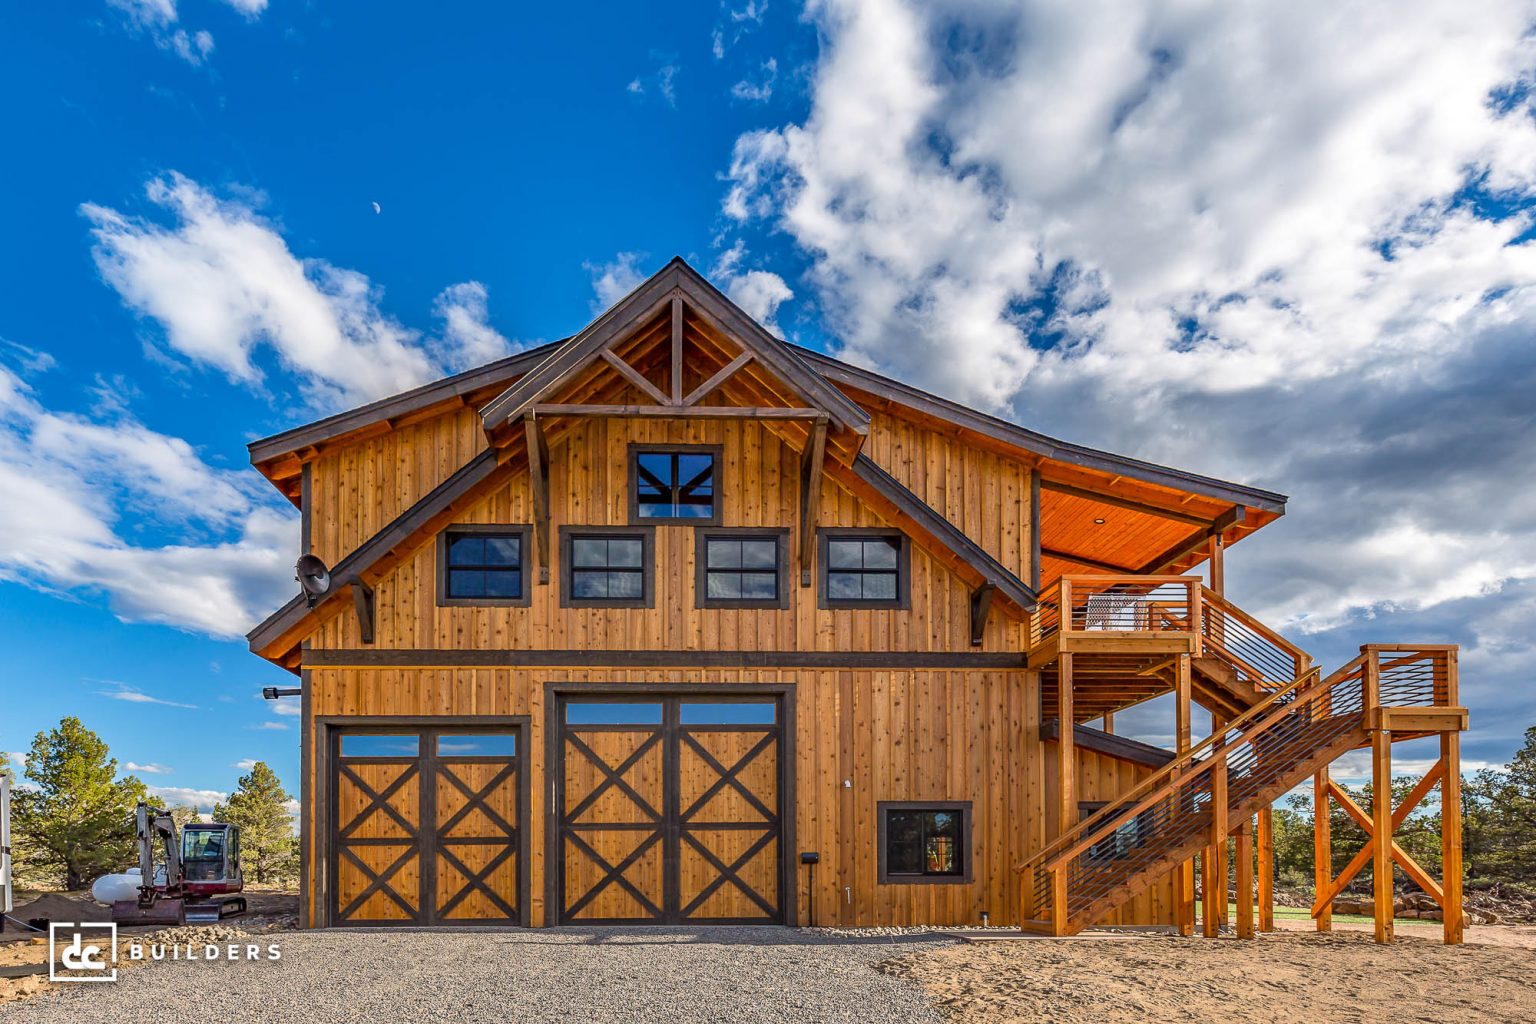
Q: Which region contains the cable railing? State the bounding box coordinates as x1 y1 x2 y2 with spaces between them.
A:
1029 576 1200 646
1018 645 1458 934
1199 586 1310 691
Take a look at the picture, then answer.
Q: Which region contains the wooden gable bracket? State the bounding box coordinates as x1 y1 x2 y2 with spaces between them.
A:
524 411 552 584
970 583 996 646
798 417 828 586
350 577 375 645
1138 505 1247 575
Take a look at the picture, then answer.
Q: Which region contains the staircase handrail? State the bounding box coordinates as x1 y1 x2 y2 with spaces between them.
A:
1200 585 1312 682
1015 660 1335 876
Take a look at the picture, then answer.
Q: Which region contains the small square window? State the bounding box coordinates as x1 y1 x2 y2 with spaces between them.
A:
820 531 908 609
438 526 530 606
878 802 971 884
696 529 789 609
561 528 654 608
630 446 721 523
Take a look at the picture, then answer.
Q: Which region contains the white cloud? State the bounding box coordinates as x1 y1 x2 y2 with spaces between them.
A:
627 55 679 106
585 251 650 311
0 358 294 637
723 0 1536 762
125 761 172 774
106 0 265 67
6 752 25 767
99 684 198 709
250 721 289 731
269 699 301 717
732 58 778 102
713 241 794 331
232 758 258 770
433 281 515 371
146 785 228 809
221 0 268 17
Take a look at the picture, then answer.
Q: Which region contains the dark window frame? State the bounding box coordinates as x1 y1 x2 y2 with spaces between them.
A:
876 800 973 884
628 443 724 525
559 525 656 609
818 528 911 610
436 524 533 607
694 527 791 610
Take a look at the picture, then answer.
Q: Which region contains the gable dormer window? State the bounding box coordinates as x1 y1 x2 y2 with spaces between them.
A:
630 445 721 524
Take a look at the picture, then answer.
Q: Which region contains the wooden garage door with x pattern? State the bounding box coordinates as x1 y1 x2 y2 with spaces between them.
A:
556 695 784 924
332 726 524 925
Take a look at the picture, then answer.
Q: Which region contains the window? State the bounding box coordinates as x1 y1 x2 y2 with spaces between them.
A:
565 702 664 726
695 528 789 609
339 734 421 757
630 445 721 523
820 530 909 609
436 733 518 757
561 528 654 608
679 701 776 725
437 525 531 606
878 802 972 883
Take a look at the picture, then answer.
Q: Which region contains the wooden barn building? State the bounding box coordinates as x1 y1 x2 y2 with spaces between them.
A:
248 258 1466 942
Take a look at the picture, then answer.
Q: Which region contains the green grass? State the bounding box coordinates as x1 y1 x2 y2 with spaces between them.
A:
1233 903 1434 926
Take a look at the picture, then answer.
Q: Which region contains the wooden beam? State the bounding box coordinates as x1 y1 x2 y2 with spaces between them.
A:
670 295 683 403
350 579 375 645
1041 547 1138 574
970 583 996 647
1175 654 1196 937
1040 478 1212 527
1235 817 1254 939
1205 720 1229 938
1029 472 1042 590
1372 727 1395 944
798 418 827 587
1055 652 1074 933
1442 730 1464 945
531 403 825 419
600 349 671 406
1208 534 1225 595
1138 506 1247 575
525 412 551 585
1257 806 1275 932
684 352 754 407
1315 768 1332 931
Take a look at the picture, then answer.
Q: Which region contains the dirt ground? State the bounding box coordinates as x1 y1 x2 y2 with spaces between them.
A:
879 928 1536 1024
0 888 297 1007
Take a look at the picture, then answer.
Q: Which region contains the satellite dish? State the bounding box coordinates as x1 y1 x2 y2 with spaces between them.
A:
295 554 332 606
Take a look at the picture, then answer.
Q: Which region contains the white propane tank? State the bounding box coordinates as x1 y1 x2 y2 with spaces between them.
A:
91 869 142 905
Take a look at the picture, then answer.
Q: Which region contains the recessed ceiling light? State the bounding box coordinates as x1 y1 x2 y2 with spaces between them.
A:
1093 518 1106 525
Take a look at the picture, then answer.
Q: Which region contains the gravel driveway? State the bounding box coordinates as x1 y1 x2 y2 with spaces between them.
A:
5 926 949 1024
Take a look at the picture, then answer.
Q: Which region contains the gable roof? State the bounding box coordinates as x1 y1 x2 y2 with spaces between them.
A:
479 257 870 444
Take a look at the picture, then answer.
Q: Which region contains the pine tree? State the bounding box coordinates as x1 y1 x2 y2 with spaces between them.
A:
12 717 147 889
215 762 296 884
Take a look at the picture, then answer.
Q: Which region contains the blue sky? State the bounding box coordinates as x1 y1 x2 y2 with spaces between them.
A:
4 1 1536 808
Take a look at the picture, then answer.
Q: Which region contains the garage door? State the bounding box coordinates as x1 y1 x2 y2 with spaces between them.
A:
554 695 784 924
331 725 523 925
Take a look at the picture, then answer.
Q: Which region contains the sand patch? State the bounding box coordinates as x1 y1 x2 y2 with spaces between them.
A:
879 929 1536 1023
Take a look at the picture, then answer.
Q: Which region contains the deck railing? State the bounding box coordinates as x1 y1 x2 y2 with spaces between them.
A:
1029 575 1200 647
1016 645 1457 933
1199 586 1311 690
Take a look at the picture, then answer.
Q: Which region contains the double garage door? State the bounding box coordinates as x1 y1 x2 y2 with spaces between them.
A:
328 694 785 927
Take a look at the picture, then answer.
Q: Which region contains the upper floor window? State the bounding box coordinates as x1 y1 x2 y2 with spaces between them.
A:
695 528 789 609
561 527 655 608
819 529 909 609
438 526 531 606
630 445 721 523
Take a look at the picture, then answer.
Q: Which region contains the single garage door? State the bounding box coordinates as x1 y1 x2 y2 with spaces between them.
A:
331 725 524 925
554 694 785 924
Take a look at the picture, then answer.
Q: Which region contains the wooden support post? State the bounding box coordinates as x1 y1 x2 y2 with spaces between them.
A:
1174 655 1195 937
1235 817 1254 939
1257 806 1275 931
1314 768 1332 931
1441 646 1463 945
1101 711 1114 735
1207 736 1229 938
670 295 684 403
1028 472 1042 592
969 584 995 647
1441 729 1463 945
1214 711 1228 928
798 418 828 587
1372 727 1394 944
524 412 551 584
1055 652 1074 934
1207 533 1225 595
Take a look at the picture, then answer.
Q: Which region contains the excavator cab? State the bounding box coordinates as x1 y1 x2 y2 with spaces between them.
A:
110 803 246 925
181 823 240 887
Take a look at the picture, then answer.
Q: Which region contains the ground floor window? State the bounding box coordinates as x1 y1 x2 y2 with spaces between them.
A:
877 801 972 883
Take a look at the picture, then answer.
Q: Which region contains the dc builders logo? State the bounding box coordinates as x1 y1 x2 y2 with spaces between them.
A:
49 922 282 982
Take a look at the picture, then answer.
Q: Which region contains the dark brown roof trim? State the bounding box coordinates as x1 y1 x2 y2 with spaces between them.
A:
795 346 1287 514
247 340 564 466
1041 719 1176 769
247 447 505 655
845 453 1036 612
